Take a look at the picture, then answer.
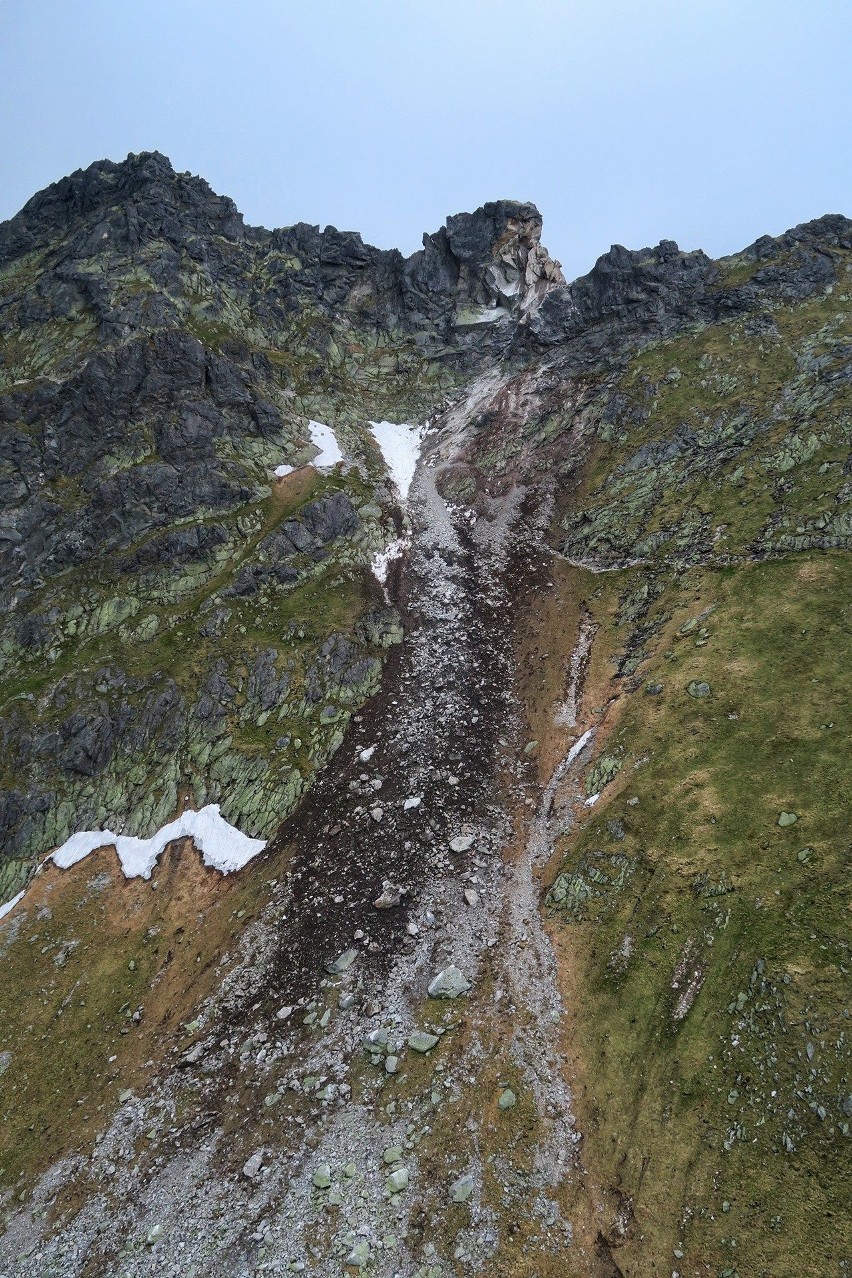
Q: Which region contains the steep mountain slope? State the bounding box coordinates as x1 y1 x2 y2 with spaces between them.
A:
0 154 848 1278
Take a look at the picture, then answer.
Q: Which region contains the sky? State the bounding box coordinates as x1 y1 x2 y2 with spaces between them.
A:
1 0 850 281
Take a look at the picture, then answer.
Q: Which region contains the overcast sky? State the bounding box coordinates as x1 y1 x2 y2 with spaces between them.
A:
2 0 850 280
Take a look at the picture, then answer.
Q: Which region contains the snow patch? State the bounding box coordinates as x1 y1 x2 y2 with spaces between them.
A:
368 420 424 502
274 464 294 478
308 420 343 470
52 805 267 880
564 727 596 768
371 537 409 587
0 889 25 922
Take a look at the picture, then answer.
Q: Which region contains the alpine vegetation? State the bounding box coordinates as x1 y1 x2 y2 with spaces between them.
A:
0 152 849 1277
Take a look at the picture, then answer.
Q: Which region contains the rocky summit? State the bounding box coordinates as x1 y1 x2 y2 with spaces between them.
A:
0 152 849 1277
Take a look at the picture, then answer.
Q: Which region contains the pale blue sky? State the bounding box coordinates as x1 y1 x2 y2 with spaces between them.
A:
2 0 850 280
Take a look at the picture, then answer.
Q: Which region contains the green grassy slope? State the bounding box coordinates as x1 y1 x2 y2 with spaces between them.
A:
544 248 851 1276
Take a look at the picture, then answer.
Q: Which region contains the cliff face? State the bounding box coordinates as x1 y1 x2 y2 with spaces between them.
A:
0 154 849 1278
0 156 569 899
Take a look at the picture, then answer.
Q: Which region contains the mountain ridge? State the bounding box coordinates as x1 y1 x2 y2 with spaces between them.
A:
0 155 849 1278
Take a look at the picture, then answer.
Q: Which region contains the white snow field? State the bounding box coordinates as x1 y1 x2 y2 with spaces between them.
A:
52 805 267 880
308 419 343 469
368 419 425 501
371 536 409 586
0 889 25 921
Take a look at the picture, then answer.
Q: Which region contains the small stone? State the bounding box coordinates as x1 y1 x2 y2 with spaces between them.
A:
339 993 356 1010
778 811 798 827
449 834 474 854
347 1241 371 1268
359 746 376 762
386 1167 410 1193
408 1031 440 1053
385 1055 399 1074
118 1089 133 1103
450 1173 474 1203
687 680 711 698
498 1088 517 1110
428 965 471 999
370 807 384 823
276 1005 294 1020
312 1163 332 1189
327 948 358 974
145 1224 164 1246
242 1151 264 1180
403 796 422 811
383 1145 403 1164
645 683 663 696
373 882 403 909
463 888 479 907
797 847 812 862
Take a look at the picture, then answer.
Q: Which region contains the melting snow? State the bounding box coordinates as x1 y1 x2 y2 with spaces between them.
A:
565 727 596 767
368 420 424 502
0 889 25 922
308 420 343 470
274 463 294 478
372 536 409 587
52 805 267 880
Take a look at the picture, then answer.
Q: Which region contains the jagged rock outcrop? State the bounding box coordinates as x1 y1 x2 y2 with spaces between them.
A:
0 154 572 894
404 199 565 333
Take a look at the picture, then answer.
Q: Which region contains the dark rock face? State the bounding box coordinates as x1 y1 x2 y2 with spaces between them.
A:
528 239 723 353
0 148 848 901
0 150 247 265
528 215 852 358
